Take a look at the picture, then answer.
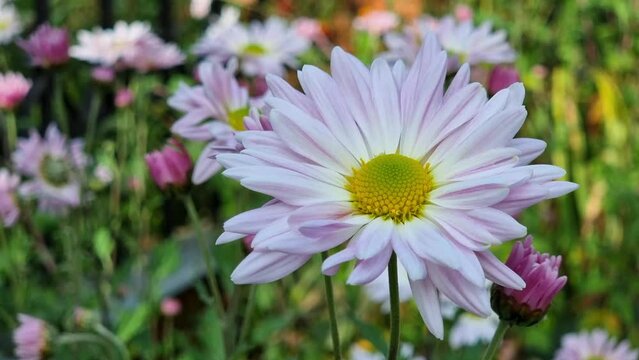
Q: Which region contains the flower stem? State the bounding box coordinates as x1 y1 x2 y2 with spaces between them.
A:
183 193 225 316
388 252 400 360
5 111 17 152
321 251 342 359
56 333 113 355
481 321 510 360
93 324 130 360
85 89 102 151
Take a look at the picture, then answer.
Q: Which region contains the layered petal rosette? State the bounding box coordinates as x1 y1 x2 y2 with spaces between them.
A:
216 35 577 338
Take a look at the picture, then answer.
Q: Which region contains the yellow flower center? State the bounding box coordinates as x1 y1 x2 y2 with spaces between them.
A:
242 43 268 56
346 154 433 223
227 106 250 131
0 21 9 31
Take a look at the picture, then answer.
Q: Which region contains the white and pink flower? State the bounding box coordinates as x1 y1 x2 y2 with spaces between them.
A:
169 61 265 184
385 15 516 71
70 21 184 72
214 35 576 338
194 13 310 77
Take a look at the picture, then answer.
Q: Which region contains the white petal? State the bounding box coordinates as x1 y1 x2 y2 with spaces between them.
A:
352 218 394 260
410 278 444 339
231 251 310 284
476 251 525 290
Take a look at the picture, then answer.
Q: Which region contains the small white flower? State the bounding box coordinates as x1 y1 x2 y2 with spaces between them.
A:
194 13 310 77
449 312 499 349
0 2 22 44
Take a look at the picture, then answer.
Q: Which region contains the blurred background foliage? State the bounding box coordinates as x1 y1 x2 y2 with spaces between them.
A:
1 0 638 359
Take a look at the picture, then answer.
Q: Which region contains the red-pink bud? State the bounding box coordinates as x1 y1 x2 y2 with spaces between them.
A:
491 236 567 326
19 23 70 68
454 5 474 22
145 139 193 190
160 297 182 317
115 88 134 108
488 66 520 95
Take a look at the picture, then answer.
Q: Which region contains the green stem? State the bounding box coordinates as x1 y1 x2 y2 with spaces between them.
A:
93 324 130 360
321 252 342 359
56 333 115 358
5 111 17 152
183 194 225 316
53 72 69 134
481 321 510 360
85 90 102 151
388 252 400 360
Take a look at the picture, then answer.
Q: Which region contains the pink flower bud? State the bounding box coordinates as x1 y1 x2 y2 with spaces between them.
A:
145 139 193 190
160 297 182 317
13 314 50 360
488 66 520 95
91 66 116 84
293 17 324 42
19 23 70 68
454 5 474 22
353 11 399 36
0 72 31 110
491 236 567 326
115 88 134 108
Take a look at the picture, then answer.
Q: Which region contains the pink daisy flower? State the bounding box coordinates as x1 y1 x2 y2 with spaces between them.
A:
169 61 262 184
215 35 577 339
12 125 87 214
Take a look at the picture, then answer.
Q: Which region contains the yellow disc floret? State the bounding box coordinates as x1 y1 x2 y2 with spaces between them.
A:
227 106 250 131
346 154 433 223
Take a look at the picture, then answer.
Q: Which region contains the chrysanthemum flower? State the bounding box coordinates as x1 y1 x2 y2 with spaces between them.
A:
70 21 184 72
554 329 638 360
71 21 151 66
0 72 31 110
216 35 577 338
18 23 70 68
169 61 260 184
0 168 20 227
385 15 516 71
194 14 310 77
0 2 21 45
12 125 86 214
13 314 50 360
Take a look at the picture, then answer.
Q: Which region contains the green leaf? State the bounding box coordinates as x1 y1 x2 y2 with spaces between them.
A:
116 305 151 343
93 228 114 273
